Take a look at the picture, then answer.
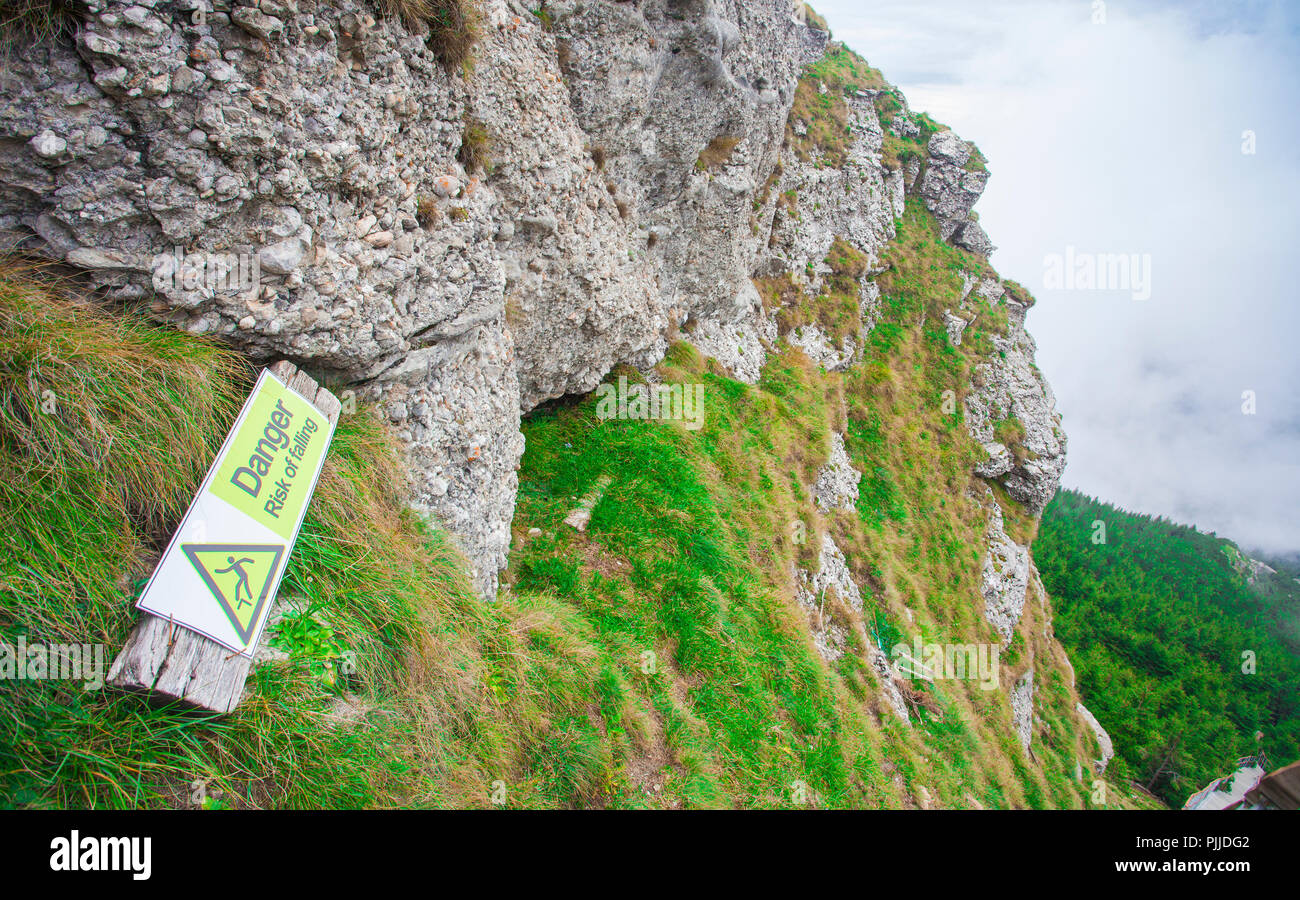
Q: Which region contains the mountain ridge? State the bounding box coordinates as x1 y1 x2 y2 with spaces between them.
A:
0 0 1169 808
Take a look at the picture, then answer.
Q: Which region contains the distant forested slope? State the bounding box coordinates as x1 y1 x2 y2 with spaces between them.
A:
1036 490 1300 806
1239 550 1300 655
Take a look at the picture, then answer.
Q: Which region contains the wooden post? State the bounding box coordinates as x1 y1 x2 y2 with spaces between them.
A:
107 361 341 713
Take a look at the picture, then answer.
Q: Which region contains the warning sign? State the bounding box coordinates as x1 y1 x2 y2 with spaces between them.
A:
134 370 335 656
182 544 285 643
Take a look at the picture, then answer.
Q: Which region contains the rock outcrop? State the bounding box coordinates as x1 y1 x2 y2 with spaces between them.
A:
1076 702 1116 774
920 130 994 256
796 534 860 661
814 432 861 512
1012 668 1035 752
963 277 1067 514
793 534 910 722
981 496 1031 643
1 0 527 595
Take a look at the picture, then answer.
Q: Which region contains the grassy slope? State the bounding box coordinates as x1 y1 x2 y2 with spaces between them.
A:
0 193 1132 808
0 40 1148 807
785 41 949 174
0 266 638 809
507 201 1137 809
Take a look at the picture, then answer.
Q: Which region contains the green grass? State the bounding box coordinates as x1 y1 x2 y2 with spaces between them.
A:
512 361 862 806
0 263 631 809
801 3 830 33
507 202 1111 807
788 46 889 167
0 198 1133 809
759 238 872 347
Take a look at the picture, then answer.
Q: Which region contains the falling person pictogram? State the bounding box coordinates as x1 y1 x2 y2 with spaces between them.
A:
213 555 256 608
181 543 287 645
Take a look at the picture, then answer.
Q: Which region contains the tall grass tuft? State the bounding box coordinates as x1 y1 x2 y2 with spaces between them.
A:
382 0 480 71
0 0 77 50
0 261 621 809
0 262 251 643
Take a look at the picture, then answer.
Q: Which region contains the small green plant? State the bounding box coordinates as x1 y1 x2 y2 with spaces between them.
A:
458 116 492 174
530 4 554 31
270 609 348 687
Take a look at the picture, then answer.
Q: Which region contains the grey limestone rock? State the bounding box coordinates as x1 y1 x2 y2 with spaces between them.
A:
0 0 1067 614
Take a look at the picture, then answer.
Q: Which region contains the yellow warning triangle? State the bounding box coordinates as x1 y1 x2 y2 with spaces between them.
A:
182 543 285 644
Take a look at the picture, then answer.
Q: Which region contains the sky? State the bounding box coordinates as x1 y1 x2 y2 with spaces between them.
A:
814 0 1300 556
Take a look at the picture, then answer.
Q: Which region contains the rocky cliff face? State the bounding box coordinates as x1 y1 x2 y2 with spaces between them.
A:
0 0 1067 687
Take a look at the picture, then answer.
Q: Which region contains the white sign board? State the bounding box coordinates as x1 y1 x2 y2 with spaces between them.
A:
135 369 336 656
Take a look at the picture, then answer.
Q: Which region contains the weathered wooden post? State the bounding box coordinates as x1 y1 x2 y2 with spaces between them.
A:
108 361 341 713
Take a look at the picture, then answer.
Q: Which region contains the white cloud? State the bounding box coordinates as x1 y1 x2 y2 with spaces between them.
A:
815 0 1300 552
